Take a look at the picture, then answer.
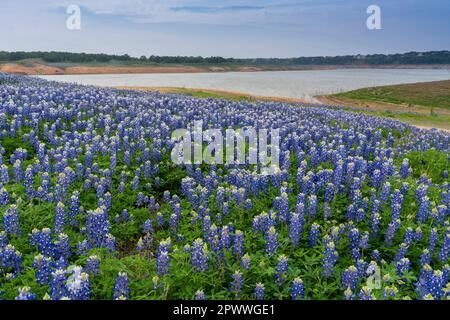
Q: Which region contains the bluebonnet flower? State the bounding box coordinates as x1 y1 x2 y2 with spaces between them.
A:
349 228 360 259
84 255 100 277
136 233 153 253
427 270 445 299
291 277 305 300
323 203 332 220
113 272 130 300
67 266 91 300
274 193 289 223
371 250 380 261
383 285 398 300
322 238 339 278
307 195 318 219
356 259 368 279
233 230 244 258
324 183 335 203
241 253 251 270
0 244 22 276
142 219 154 234
400 182 410 196
103 192 112 211
54 256 69 270
85 207 114 250
54 233 71 260
439 229 450 263
416 196 430 223
0 164 10 184
309 223 320 247
33 254 52 285
156 212 164 227
384 219 401 246
254 283 265 300
344 287 354 300
420 249 431 266
399 158 411 179
244 198 253 210
3 204 20 236
24 166 34 198
191 238 209 272
13 159 22 182
265 226 278 257
194 290 206 300
395 257 411 277
275 255 288 286
76 239 90 256
50 269 69 300
371 169 382 189
221 226 232 251
156 239 171 276
54 202 66 234
68 192 80 226
394 243 409 263
428 228 439 254
105 234 116 252
169 213 178 233
230 270 243 298
0 231 7 249
15 287 36 300
0 186 9 206
358 286 374 300
359 232 369 250
379 182 391 204
342 265 359 291
289 213 303 248
30 228 54 257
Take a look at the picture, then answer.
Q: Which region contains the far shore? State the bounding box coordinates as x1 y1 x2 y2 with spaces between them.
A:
2 62 450 75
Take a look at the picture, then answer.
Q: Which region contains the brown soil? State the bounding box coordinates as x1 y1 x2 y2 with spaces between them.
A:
0 63 64 75
0 63 211 75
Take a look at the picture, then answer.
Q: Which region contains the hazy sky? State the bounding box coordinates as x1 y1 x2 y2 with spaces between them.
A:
1 0 449 58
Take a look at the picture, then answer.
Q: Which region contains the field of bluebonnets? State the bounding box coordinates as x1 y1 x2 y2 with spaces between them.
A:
0 73 449 300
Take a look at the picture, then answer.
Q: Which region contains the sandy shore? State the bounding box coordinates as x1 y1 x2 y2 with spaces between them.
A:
0 63 212 75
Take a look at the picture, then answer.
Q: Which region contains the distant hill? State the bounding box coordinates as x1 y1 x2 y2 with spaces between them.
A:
1 50 450 66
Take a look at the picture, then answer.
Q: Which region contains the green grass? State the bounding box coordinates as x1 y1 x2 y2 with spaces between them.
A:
341 109 450 131
168 88 256 101
333 80 450 110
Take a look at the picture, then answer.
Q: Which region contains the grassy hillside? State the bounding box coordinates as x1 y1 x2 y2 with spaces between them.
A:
333 80 450 110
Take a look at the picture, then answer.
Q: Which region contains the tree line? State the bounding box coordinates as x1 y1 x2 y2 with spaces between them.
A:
1 50 449 65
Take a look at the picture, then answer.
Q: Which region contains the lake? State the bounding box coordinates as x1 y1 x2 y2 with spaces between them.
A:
39 68 450 101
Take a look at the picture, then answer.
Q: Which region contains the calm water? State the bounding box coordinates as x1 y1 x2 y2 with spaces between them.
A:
40 69 450 101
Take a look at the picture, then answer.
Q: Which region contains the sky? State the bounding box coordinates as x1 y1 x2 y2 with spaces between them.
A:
1 0 449 58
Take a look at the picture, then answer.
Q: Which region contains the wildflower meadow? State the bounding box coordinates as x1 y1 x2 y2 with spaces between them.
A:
0 73 449 300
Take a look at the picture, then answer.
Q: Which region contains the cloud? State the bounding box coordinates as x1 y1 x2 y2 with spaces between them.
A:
48 0 311 26
170 5 265 13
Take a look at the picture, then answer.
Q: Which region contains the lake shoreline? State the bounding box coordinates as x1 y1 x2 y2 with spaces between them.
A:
2 62 450 75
